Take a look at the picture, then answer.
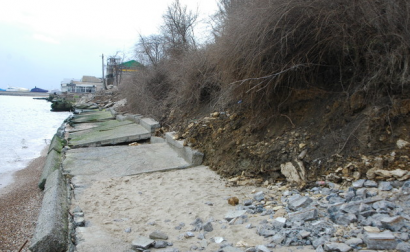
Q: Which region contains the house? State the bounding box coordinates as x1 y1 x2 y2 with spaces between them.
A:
106 59 142 86
61 76 104 93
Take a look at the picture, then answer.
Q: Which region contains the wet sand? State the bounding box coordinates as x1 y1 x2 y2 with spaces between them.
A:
0 150 46 251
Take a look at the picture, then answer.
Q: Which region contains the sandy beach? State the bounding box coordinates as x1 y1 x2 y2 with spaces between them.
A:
72 165 315 252
0 150 46 251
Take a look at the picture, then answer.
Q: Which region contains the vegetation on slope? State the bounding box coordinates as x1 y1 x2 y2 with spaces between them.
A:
120 0 410 183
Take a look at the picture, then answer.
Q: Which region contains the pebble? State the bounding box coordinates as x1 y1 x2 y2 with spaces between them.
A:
123 178 410 252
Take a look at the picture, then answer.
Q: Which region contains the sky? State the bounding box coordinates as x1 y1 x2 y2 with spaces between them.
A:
0 0 218 91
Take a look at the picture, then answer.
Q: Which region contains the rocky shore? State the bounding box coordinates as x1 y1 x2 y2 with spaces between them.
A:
0 151 46 251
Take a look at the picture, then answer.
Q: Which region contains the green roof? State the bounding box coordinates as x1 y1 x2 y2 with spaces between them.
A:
120 60 142 68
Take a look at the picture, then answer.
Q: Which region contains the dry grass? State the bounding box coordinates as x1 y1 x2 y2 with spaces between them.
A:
122 0 410 118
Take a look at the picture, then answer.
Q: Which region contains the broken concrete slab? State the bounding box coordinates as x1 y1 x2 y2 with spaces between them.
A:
48 134 64 154
30 169 68 252
70 110 114 123
38 149 61 190
63 143 191 181
68 120 151 148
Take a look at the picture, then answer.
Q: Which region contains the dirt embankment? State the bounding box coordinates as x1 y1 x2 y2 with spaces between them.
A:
160 87 410 186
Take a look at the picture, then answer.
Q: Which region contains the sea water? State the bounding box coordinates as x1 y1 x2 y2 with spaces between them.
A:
0 95 71 188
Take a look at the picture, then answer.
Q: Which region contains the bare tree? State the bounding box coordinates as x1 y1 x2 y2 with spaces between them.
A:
161 0 199 56
136 34 166 66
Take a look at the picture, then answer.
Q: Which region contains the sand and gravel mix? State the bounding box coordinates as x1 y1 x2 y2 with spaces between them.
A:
0 152 45 251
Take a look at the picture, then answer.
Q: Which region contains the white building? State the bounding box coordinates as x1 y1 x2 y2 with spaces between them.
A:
61 76 103 93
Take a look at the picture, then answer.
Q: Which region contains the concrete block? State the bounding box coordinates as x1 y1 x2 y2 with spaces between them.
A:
38 149 61 190
150 136 166 144
165 132 184 149
165 132 204 166
48 134 64 154
363 231 397 250
30 169 68 252
125 113 143 123
140 117 160 133
116 114 127 121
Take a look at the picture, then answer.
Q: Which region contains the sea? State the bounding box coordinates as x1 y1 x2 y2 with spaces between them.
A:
0 95 71 189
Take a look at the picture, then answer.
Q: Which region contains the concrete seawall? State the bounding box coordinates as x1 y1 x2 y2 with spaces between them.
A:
29 108 204 251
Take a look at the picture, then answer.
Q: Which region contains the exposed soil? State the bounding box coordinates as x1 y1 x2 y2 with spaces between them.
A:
160 87 410 186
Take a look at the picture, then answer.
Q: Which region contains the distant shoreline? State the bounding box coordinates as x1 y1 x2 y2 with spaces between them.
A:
0 91 50 97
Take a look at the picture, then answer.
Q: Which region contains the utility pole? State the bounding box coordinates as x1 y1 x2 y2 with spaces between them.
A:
101 54 107 90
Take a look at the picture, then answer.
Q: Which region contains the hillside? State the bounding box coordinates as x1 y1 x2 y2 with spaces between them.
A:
118 0 410 186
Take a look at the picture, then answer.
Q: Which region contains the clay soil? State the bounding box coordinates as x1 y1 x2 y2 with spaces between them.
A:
160 87 410 186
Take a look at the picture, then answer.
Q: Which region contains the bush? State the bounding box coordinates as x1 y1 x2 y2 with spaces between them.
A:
123 0 410 117
211 0 410 109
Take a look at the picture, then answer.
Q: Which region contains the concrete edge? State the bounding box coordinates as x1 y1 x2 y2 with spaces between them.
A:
140 117 160 133
30 169 69 252
69 133 152 149
48 134 64 154
38 149 62 190
165 132 204 166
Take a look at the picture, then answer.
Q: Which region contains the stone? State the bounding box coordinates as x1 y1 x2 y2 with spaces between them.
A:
258 226 276 237
402 181 410 194
244 199 253 206
363 231 397 250
364 180 377 188
149 230 168 240
253 191 265 202
397 139 409 149
74 216 85 227
271 233 285 244
380 216 404 231
323 242 352 252
154 241 169 248
131 236 155 250
352 179 365 188
288 196 312 211
345 238 362 247
203 222 213 232
378 181 392 191
396 242 410 252
299 230 311 238
339 203 360 214
316 245 325 252
221 246 244 252
255 245 270 252
330 212 357 225
288 208 318 222
355 188 367 199
313 236 328 248
225 210 247 221
197 232 205 240
272 217 287 228
281 162 303 183
184 232 195 238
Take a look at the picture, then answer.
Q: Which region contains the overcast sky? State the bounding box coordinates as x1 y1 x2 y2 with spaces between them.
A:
0 0 218 91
